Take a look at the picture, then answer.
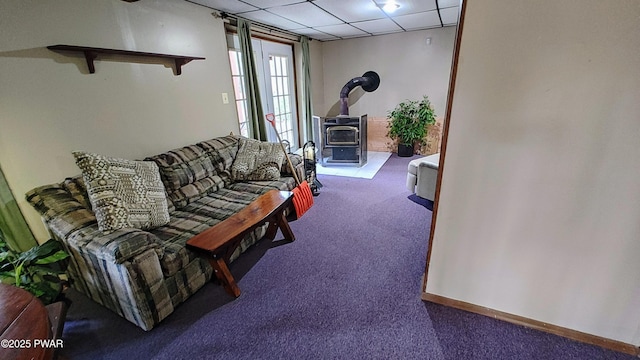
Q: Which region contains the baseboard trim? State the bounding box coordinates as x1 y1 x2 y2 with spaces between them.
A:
422 292 640 356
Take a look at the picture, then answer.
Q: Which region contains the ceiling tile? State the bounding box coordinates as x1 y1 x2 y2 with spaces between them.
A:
439 6 459 25
241 10 306 30
268 2 344 27
295 28 340 41
241 0 305 8
194 0 458 40
189 0 258 13
392 10 441 30
314 0 386 22
385 0 437 17
436 0 460 8
352 18 403 34
313 24 369 38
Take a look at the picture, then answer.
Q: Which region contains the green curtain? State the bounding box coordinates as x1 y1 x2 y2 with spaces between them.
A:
237 18 267 141
0 165 37 252
301 36 314 142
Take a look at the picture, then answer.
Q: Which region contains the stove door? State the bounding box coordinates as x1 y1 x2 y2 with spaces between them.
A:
326 126 359 145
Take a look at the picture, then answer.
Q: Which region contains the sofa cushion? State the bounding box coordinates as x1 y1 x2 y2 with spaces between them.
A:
149 210 220 277
150 188 264 277
183 189 266 262
280 152 303 176
73 151 170 234
227 177 296 195
147 145 225 209
195 135 240 176
231 137 285 181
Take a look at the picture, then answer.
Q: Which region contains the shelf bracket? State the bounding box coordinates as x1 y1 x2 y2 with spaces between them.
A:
83 51 98 74
174 58 192 76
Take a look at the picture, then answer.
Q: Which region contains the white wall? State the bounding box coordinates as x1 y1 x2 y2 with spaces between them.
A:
309 40 325 118
427 0 640 345
0 0 239 242
320 28 455 119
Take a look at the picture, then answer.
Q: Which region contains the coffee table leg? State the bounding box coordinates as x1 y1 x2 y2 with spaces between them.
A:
265 220 279 240
276 211 295 242
208 257 241 298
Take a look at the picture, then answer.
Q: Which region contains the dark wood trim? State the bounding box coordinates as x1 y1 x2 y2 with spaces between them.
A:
422 292 640 356
422 0 468 294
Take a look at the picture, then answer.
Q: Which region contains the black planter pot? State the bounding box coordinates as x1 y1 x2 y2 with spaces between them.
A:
397 143 414 157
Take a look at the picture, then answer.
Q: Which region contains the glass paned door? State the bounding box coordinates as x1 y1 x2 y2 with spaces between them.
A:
264 51 297 147
227 36 298 150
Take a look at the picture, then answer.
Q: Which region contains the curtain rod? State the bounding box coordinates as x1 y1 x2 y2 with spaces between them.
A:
212 11 303 43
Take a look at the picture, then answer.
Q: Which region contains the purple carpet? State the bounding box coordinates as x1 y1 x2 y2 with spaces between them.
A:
60 154 634 359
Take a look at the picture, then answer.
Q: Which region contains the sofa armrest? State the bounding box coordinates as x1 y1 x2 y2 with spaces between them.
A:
65 225 162 264
61 237 169 331
416 162 439 201
26 183 163 264
26 183 96 239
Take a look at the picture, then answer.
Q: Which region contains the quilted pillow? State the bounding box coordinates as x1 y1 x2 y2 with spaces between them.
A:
72 151 170 234
231 137 285 181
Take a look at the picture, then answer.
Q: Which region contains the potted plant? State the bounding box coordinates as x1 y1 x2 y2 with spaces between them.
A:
387 96 437 157
0 229 70 305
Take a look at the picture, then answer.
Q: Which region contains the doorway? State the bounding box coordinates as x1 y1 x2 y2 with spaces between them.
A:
227 36 299 150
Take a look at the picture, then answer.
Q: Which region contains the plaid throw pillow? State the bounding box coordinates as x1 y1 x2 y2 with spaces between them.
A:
231 137 285 181
73 151 170 234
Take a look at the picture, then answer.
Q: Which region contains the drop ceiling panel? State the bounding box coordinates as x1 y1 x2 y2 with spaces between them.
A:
295 28 340 41
392 10 442 30
189 0 258 13
353 18 403 34
389 0 437 17
437 0 461 8
189 0 459 41
314 23 369 38
241 0 305 8
268 2 344 27
241 10 306 30
440 7 459 25
314 0 386 22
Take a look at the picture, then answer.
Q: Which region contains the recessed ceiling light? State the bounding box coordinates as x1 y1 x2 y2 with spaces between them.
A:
382 1 400 14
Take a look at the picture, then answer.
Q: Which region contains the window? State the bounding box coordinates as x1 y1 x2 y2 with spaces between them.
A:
228 50 249 138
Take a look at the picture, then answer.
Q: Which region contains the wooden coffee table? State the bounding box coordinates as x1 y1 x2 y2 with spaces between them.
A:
186 189 295 297
0 284 54 360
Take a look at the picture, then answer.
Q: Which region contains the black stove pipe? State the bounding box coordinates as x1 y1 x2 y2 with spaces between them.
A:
339 71 380 116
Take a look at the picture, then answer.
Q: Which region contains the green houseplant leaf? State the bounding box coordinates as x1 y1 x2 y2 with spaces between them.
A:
0 228 69 304
35 250 69 265
418 96 437 127
387 96 437 148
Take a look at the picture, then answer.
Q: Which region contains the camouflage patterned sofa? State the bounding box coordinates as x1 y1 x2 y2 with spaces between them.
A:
26 135 303 331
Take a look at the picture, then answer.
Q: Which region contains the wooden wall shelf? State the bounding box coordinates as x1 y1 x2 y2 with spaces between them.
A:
47 45 205 75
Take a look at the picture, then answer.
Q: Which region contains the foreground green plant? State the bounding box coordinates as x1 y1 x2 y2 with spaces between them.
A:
0 229 69 304
387 96 437 146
